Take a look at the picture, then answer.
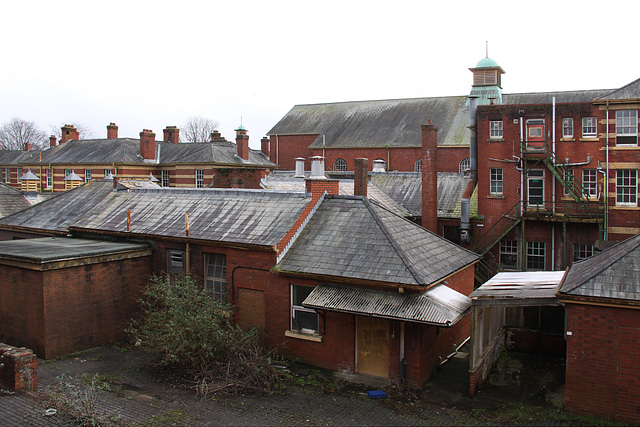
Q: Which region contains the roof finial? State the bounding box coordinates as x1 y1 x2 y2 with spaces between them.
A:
486 41 488 58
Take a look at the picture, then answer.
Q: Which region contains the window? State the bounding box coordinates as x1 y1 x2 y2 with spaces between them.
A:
574 244 595 262
104 169 113 178
527 241 545 270
64 169 73 178
563 169 574 196
414 158 422 173
291 285 318 334
499 240 518 270
162 170 170 187
490 121 503 139
333 158 347 172
527 169 544 206
616 110 638 145
195 169 204 188
459 158 470 175
490 168 503 195
582 169 597 197
84 169 92 183
0 168 3 183
616 169 637 206
16 168 22 182
46 169 53 189
204 253 227 301
562 118 574 138
166 250 186 275
582 117 597 138
5 168 9 183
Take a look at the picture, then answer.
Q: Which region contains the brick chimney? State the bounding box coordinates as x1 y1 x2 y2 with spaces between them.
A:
306 156 339 198
24 141 31 152
354 158 369 197
236 126 249 161
163 126 180 143
210 130 225 142
261 137 270 157
421 120 438 232
60 124 79 144
107 122 118 139
139 129 156 160
49 135 57 148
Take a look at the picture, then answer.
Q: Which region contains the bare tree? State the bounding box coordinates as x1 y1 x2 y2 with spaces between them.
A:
49 122 96 141
0 118 48 150
181 116 220 143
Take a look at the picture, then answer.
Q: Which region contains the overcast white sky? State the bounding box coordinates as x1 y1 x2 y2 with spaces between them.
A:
1 0 638 148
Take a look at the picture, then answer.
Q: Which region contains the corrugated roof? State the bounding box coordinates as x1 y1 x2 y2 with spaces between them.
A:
559 234 640 301
72 188 310 247
277 196 479 286
471 271 565 306
268 96 470 148
302 283 470 326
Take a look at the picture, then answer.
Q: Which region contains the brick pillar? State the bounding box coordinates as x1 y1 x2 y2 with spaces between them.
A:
49 135 57 147
163 126 180 143
236 127 249 160
0 344 37 391
421 120 438 232
107 122 118 139
261 137 270 157
60 124 79 144
354 158 369 197
139 129 156 160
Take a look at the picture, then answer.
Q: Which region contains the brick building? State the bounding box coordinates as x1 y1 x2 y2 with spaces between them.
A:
0 123 276 192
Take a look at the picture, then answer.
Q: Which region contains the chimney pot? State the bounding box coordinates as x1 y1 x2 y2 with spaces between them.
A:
294 157 305 178
309 156 326 179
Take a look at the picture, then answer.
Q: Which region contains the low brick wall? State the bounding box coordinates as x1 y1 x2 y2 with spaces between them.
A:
469 328 506 397
0 343 37 391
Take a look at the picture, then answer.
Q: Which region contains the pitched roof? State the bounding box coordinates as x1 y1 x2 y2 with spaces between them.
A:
72 188 310 247
276 195 479 287
502 89 614 105
268 96 470 148
0 149 42 165
0 183 32 218
594 78 640 102
0 180 114 233
13 139 276 168
559 234 640 302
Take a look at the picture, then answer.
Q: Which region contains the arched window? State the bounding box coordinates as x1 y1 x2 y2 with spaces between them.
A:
333 158 347 172
414 158 422 173
459 158 470 175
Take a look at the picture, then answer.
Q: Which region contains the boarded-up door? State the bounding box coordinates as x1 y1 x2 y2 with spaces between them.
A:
356 316 389 378
237 288 265 330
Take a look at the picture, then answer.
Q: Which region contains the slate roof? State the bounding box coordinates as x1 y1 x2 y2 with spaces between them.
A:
72 188 310 247
303 283 470 326
276 195 479 287
0 150 41 164
260 172 411 217
594 78 640 102
7 139 276 168
369 172 477 218
0 237 149 263
502 89 614 105
0 183 31 218
268 96 470 148
0 180 114 233
559 234 640 302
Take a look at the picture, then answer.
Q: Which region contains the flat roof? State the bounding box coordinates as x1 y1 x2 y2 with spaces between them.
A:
470 271 566 307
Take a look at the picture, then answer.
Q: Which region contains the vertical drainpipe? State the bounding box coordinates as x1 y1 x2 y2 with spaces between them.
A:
552 97 556 270
275 135 279 167
460 96 478 244
520 114 526 271
605 101 610 241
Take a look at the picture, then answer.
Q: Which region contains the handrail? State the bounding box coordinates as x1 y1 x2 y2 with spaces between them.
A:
472 201 522 256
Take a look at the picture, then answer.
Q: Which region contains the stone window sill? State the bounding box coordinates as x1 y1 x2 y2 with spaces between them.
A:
285 330 323 342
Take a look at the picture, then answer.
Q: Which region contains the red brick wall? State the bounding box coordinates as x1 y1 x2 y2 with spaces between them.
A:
565 302 640 424
269 135 318 170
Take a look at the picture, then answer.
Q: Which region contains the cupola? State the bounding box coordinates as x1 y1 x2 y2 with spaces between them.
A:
469 50 505 106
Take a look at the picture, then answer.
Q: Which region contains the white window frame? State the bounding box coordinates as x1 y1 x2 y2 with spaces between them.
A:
204 253 227 302
104 169 113 178
573 243 594 262
333 158 347 172
64 169 73 178
4 168 9 183
290 284 319 335
562 118 574 138
84 169 92 183
162 170 170 187
616 169 638 207
616 110 638 146
582 117 597 138
490 121 503 139
195 169 204 188
563 169 574 196
499 240 518 270
414 158 422 173
490 168 503 195
46 168 53 189
582 169 597 197
16 168 22 182
459 158 470 175
527 241 545 271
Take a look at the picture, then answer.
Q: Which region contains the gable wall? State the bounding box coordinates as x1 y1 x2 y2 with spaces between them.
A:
269 134 318 170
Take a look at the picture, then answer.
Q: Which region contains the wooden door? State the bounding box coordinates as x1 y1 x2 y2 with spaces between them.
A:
237 288 265 330
356 316 389 378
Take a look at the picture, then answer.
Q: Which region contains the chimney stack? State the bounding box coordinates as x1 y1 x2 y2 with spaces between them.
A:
421 120 438 232
60 124 79 144
294 157 305 178
49 135 57 148
107 122 118 139
305 156 338 199
139 129 156 160
261 136 270 157
354 158 369 197
24 141 31 152
210 130 225 142
235 126 249 161
163 126 180 143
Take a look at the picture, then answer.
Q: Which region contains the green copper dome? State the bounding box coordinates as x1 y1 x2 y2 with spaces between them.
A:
475 57 500 68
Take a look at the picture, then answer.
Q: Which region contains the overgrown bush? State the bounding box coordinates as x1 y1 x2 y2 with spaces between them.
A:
48 374 120 426
128 275 282 396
